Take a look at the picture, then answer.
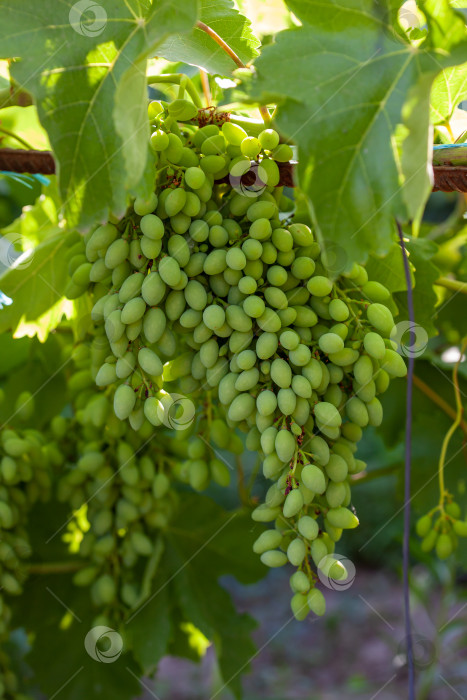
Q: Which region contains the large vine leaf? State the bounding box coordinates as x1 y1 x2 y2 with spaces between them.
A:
157 0 260 75
0 229 76 335
430 64 467 125
245 0 467 265
128 495 265 698
0 0 198 229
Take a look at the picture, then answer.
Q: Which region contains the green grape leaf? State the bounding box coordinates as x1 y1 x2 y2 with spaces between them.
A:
430 64 467 125
128 495 265 698
365 244 410 293
245 0 467 264
393 237 440 336
0 0 198 229
17 575 141 700
0 229 76 336
126 562 172 673
157 0 260 75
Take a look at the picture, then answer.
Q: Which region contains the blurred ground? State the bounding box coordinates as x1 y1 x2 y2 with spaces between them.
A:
140 567 467 700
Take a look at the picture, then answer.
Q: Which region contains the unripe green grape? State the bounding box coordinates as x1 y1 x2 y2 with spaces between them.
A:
260 549 288 567
362 281 390 302
247 200 277 222
366 397 383 426
138 348 163 376
228 393 255 422
287 538 307 566
328 348 359 367
130 531 153 556
119 272 144 304
314 401 341 428
275 429 296 463
91 574 116 605
188 459 209 491
276 387 295 415
271 228 293 254
298 515 319 540
148 100 163 119
89 258 110 283
243 295 265 319
88 222 118 251
221 121 247 146
114 384 136 420
121 296 146 325
95 362 118 387
301 463 326 494
240 136 261 159
453 520 467 537
416 514 432 537
242 239 263 262
165 290 185 321
150 129 169 151
105 310 125 343
143 307 166 344
280 329 299 351
104 238 129 269
249 218 272 241
259 128 280 150
291 305 318 328
271 358 292 388
235 367 259 391
202 457 228 489
204 249 227 275
159 256 181 287
325 454 348 482
327 506 359 530
258 158 280 187
226 247 246 271
201 134 226 156
381 349 407 378
283 488 304 518
167 98 198 121
271 143 293 162
140 213 164 240
290 592 309 621
290 571 311 594
260 426 278 454
290 375 311 399
366 303 394 336
140 234 162 258
306 275 333 297
229 330 253 353
115 352 136 379
134 192 158 216
142 271 166 306
203 304 225 330
289 344 311 367
236 349 256 370
354 355 374 385
164 133 184 163
238 276 256 295
252 503 281 522
436 533 453 559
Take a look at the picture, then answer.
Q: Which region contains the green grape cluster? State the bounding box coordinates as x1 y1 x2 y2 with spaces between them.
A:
416 498 467 560
59 96 409 621
0 391 60 695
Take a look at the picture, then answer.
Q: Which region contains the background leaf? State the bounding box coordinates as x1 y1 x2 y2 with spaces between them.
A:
157 0 260 75
244 0 467 264
0 0 198 229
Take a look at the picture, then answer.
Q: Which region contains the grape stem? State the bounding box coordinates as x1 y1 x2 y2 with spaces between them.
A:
27 561 85 574
199 69 211 108
412 373 467 435
0 125 34 150
437 337 467 510
435 277 467 295
195 21 271 125
146 71 203 108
